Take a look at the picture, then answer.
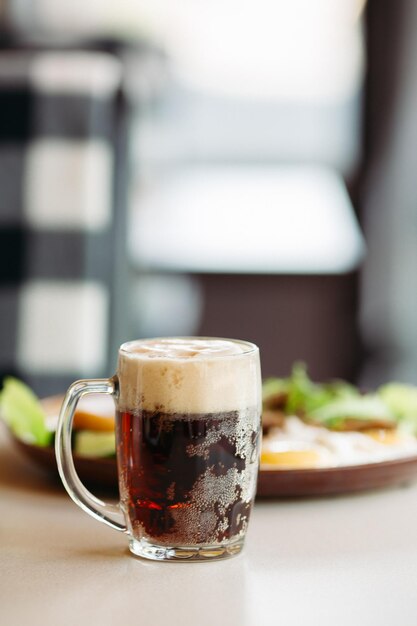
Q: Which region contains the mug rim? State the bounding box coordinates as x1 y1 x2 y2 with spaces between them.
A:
119 336 259 359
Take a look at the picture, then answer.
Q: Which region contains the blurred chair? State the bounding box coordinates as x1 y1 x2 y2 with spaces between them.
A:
0 45 131 396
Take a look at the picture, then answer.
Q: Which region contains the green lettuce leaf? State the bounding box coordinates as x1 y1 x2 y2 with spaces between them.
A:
262 364 394 430
308 395 395 429
378 383 417 434
263 363 359 415
0 377 52 446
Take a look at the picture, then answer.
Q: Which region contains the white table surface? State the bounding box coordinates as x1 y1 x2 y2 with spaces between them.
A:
2 423 417 626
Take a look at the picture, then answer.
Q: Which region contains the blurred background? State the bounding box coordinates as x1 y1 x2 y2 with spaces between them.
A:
0 0 415 396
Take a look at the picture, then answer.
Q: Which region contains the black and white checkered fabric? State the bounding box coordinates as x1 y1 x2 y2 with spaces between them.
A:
0 48 130 396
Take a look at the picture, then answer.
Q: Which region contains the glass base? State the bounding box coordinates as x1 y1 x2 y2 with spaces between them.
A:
129 537 244 562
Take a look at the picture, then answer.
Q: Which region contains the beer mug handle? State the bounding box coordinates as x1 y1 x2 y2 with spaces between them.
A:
55 378 127 532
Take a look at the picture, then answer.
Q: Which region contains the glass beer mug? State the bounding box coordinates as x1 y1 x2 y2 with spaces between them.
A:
56 337 262 561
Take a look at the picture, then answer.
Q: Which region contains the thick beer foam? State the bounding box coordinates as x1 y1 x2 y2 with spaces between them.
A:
117 338 261 414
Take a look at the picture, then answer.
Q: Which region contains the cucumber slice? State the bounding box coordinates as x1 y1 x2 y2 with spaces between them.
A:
74 430 116 458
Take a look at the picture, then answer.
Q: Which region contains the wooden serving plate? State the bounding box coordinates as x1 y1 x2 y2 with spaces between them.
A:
256 457 417 497
9 394 417 497
14 437 119 490
13 436 417 497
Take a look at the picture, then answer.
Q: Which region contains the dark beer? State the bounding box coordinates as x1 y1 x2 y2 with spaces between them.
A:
116 407 260 547
115 337 261 558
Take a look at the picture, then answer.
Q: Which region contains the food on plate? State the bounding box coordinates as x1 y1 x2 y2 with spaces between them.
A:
74 430 116 458
3 366 417 471
262 364 417 469
0 377 116 458
261 416 417 469
260 438 333 469
40 395 115 433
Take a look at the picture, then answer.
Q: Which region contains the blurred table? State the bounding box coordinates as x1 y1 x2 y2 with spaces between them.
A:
2 423 417 626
